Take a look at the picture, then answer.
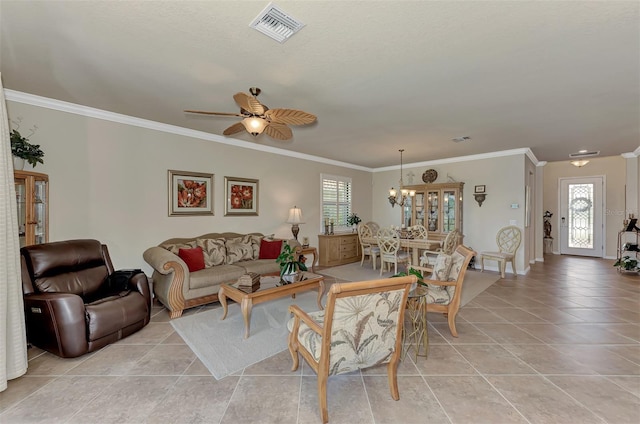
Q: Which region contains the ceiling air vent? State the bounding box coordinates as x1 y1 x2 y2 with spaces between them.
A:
250 2 305 43
569 150 600 158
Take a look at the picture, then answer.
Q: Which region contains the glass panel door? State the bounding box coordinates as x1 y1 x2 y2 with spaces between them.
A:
15 176 27 248
559 177 603 257
414 192 425 227
34 178 47 245
442 190 456 233
426 190 439 232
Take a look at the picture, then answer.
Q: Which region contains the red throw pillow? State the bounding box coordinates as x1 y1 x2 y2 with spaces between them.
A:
178 246 205 272
259 239 283 259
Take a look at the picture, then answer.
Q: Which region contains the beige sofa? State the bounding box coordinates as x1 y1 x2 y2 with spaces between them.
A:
143 232 292 318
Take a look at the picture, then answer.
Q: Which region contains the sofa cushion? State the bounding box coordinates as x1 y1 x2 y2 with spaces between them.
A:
247 234 263 260
85 291 149 341
197 238 227 267
178 247 205 272
188 265 246 290
226 237 254 264
162 240 197 255
259 239 283 259
237 259 281 275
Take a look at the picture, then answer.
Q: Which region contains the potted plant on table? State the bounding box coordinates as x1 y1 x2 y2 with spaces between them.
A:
276 243 308 284
11 129 45 169
346 213 362 233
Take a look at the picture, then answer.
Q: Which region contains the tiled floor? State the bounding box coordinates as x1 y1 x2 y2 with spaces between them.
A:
1 254 639 423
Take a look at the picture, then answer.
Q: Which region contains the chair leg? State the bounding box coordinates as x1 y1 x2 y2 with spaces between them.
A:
360 253 365 267
288 326 300 371
511 258 517 275
480 257 485 272
386 359 400 400
318 373 329 424
447 309 459 337
380 261 384 276
499 259 506 278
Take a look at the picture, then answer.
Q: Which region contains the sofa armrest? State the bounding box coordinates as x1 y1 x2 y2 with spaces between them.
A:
24 293 88 358
143 246 189 316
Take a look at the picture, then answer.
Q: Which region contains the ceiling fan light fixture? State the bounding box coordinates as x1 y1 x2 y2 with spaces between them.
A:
242 117 268 136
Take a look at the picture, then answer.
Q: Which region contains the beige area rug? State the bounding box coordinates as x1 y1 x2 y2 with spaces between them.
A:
171 264 499 380
319 262 501 307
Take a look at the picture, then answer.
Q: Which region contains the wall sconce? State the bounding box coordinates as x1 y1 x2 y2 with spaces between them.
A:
474 185 486 207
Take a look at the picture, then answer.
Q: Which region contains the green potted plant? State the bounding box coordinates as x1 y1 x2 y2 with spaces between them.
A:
276 243 308 283
614 255 638 272
11 129 44 168
346 213 362 232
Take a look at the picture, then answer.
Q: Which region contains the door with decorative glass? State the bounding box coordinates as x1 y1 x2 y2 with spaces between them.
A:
559 176 604 257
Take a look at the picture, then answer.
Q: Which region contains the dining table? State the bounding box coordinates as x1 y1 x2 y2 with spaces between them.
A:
361 236 442 265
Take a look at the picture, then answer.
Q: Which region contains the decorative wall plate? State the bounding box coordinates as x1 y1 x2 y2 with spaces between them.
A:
422 169 438 183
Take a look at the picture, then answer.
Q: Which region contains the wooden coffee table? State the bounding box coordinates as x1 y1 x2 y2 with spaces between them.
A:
218 272 325 338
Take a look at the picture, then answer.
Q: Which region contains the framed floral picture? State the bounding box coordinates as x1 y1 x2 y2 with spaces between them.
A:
168 170 214 216
225 176 259 216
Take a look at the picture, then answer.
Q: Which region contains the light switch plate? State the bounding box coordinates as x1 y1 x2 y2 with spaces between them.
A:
509 220 517 225
511 203 519 209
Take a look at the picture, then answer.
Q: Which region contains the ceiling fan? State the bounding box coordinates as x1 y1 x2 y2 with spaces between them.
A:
184 87 316 140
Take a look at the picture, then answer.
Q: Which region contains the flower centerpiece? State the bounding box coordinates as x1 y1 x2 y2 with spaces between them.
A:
276 243 308 283
614 255 638 272
11 129 44 168
346 213 362 232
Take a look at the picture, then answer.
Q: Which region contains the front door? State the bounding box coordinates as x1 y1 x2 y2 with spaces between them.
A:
559 177 604 257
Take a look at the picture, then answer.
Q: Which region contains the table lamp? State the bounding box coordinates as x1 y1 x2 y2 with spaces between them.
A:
287 206 304 240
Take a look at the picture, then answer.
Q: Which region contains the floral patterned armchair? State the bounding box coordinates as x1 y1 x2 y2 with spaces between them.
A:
287 275 415 424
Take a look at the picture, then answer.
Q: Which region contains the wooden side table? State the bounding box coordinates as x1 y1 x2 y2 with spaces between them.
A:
299 246 318 272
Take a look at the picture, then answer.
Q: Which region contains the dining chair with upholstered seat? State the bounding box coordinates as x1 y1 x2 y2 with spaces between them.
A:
420 229 460 266
377 227 410 276
287 275 416 424
480 225 522 278
357 223 380 269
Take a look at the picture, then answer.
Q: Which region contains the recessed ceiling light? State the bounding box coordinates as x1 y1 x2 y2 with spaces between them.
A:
452 136 471 143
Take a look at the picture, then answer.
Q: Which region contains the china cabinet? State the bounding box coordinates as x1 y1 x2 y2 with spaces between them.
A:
14 170 49 247
401 182 464 243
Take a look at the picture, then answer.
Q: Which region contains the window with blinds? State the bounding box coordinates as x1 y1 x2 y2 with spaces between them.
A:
321 174 352 232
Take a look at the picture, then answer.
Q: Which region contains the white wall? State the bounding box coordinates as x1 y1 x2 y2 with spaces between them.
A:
7 101 373 274
372 154 530 273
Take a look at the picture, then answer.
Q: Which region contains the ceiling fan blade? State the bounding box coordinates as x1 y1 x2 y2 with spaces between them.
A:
184 110 244 117
222 122 246 136
233 92 265 115
264 123 293 140
265 109 317 125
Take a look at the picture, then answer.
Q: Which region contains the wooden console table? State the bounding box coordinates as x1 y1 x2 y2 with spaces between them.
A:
318 233 360 267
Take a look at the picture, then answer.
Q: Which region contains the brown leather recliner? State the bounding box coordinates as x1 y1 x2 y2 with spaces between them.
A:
20 239 151 358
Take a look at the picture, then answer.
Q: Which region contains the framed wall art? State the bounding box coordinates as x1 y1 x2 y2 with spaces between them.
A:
474 185 486 194
225 176 259 216
168 170 214 216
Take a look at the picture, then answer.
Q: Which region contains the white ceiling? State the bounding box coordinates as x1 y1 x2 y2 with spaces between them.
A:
1 1 638 169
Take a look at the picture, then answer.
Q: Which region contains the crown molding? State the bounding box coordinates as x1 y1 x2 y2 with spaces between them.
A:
4 89 371 172
374 148 539 172
621 147 640 158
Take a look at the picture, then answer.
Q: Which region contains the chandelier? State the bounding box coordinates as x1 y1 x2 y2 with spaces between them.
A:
388 149 415 207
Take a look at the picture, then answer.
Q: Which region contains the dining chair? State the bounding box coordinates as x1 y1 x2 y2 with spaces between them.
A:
287 275 416 424
420 229 460 266
480 226 522 278
365 221 380 237
357 223 380 269
377 228 410 276
411 225 428 239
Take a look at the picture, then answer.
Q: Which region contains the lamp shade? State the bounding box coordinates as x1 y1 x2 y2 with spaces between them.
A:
241 117 268 136
287 206 304 224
